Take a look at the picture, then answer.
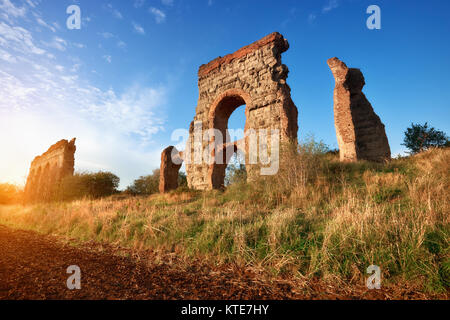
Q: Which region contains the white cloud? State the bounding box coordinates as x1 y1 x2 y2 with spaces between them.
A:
35 15 56 32
0 22 46 55
103 55 112 63
106 3 123 19
43 36 67 51
322 0 339 13
0 0 27 22
162 0 174 6
99 32 114 39
25 0 37 8
132 22 145 35
0 3 169 188
0 47 16 62
149 7 166 23
52 22 60 30
72 42 85 49
0 57 167 188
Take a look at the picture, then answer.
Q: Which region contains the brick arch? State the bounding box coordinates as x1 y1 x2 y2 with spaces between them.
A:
208 88 252 143
180 32 298 191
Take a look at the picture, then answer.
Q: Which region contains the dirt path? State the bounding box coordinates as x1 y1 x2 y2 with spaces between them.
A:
0 225 447 300
0 225 303 300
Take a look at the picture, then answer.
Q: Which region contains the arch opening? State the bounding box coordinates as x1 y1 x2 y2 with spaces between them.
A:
209 92 249 189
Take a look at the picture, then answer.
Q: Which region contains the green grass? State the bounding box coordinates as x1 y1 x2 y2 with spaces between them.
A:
0 147 448 294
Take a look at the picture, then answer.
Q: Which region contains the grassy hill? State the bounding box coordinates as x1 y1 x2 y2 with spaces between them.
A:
0 146 448 295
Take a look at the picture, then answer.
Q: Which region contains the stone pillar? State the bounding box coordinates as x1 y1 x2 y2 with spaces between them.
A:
327 57 391 162
159 146 183 193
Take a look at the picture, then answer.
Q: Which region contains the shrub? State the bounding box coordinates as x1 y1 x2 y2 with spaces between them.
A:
0 183 23 204
126 169 160 195
126 169 188 195
225 152 247 186
402 122 449 154
57 171 120 201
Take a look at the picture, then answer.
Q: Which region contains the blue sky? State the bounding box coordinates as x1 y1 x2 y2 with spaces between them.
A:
0 0 449 189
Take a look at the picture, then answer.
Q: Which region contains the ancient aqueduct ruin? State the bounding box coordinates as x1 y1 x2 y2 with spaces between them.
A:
24 138 76 203
24 32 391 202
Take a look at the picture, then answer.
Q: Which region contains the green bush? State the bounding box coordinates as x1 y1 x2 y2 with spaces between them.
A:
126 169 160 195
126 169 188 195
402 122 449 154
57 171 120 201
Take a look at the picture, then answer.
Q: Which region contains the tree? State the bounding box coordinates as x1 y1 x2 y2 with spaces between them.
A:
58 171 120 201
126 169 188 195
225 152 247 186
402 122 449 154
178 171 188 188
126 169 160 195
87 172 120 198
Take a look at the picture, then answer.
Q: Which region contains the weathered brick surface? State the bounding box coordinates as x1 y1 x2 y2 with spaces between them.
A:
24 138 76 203
185 32 298 190
159 146 182 193
327 58 390 162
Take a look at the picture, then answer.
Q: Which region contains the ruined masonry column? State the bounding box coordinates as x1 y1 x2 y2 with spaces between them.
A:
159 146 183 193
327 57 391 162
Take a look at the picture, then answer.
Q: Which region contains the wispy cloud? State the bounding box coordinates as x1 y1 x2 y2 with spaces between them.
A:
98 32 114 39
161 0 174 6
132 22 145 35
106 3 123 19
308 13 317 24
149 7 166 23
0 0 27 22
47 36 67 51
0 21 46 55
322 0 339 13
308 0 339 24
0 47 16 62
72 42 85 49
35 15 56 33
0 1 168 188
103 55 112 63
25 0 37 8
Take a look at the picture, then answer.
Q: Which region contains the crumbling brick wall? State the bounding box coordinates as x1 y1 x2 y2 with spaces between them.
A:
24 138 76 203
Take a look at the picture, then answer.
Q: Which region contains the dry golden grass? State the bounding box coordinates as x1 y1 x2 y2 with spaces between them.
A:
0 147 448 293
